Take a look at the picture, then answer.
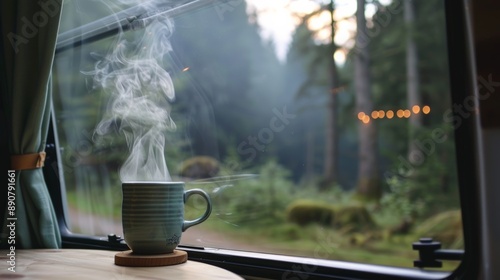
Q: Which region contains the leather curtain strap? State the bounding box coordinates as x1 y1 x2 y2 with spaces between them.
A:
11 152 46 170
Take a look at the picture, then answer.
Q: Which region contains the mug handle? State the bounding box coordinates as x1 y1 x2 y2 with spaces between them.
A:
182 188 212 231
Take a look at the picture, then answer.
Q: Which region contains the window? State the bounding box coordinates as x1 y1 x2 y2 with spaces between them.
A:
48 0 477 279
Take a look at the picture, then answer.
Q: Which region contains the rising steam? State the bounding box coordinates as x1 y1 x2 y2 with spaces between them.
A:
90 3 176 182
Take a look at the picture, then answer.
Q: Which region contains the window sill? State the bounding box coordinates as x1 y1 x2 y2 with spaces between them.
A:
61 232 454 280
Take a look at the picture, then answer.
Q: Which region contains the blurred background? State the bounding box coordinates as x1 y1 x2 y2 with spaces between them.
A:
51 0 462 270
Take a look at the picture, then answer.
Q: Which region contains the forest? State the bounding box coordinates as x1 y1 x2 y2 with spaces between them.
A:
52 0 462 269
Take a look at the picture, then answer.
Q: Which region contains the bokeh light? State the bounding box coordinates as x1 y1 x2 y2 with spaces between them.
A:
412 105 420 114
358 112 365 120
422 105 431 114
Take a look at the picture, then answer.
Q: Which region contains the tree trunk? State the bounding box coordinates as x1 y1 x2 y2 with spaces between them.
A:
405 0 423 165
323 89 337 183
354 0 380 199
306 130 315 179
323 0 339 184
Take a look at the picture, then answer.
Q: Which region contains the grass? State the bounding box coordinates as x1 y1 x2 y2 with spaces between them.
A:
66 189 121 219
192 210 460 271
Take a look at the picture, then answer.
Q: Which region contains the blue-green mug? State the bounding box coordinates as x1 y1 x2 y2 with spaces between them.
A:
122 181 212 254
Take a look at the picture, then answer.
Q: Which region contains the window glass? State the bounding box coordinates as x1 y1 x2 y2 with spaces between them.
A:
52 0 462 271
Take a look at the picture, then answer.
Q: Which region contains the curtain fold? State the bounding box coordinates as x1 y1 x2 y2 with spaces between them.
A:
1 0 63 248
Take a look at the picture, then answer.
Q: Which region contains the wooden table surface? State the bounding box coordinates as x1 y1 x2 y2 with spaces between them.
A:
0 249 243 280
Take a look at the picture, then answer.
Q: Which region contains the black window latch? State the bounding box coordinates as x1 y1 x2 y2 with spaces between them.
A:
413 238 464 268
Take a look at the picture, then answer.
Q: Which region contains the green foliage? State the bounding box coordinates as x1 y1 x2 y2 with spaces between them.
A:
380 176 425 221
381 123 459 221
286 199 376 233
294 181 353 206
354 178 383 202
208 160 295 226
179 156 220 179
334 205 377 232
262 223 307 241
414 210 463 249
286 200 335 226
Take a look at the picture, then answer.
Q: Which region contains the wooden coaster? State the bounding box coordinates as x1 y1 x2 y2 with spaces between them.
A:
114 250 187 267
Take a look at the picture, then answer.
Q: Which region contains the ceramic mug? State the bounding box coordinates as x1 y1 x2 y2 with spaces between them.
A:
122 181 212 254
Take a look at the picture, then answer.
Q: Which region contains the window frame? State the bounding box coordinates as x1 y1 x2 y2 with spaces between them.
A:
43 0 481 279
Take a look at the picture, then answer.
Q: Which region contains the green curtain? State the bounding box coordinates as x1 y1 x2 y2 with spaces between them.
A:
1 0 63 248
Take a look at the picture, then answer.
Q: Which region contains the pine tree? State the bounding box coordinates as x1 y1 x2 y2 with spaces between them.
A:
354 0 380 199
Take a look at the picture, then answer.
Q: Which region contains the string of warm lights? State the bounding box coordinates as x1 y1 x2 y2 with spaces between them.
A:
357 105 431 124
